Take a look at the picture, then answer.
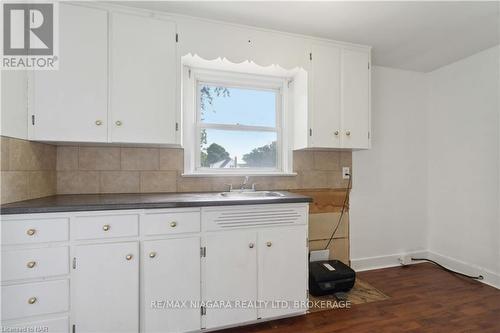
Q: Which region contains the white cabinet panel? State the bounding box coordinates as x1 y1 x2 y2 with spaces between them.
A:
142 237 201 333
342 48 370 149
3 316 69 333
203 231 258 329
258 226 308 319
110 13 177 144
310 43 342 148
1 71 28 139
31 4 108 142
1 217 69 245
72 213 139 240
72 242 139 333
2 246 69 281
2 280 69 320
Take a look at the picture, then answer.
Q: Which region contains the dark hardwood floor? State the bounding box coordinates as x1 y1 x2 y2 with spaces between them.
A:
216 263 500 333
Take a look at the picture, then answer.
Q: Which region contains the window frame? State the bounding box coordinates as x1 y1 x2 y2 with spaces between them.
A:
183 67 293 176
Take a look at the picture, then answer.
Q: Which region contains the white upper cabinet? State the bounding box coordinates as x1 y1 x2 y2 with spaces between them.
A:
30 4 108 142
342 48 371 149
296 43 371 150
309 43 342 148
110 13 177 144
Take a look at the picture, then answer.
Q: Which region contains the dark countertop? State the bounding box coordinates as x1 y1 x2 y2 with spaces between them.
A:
0 191 312 215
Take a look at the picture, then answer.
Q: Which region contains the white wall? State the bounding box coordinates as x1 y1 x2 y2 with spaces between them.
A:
350 66 429 270
427 46 500 285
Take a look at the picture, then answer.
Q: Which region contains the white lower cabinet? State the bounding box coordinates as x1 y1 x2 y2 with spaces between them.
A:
1 203 308 333
142 237 201 333
202 226 308 329
203 231 258 329
258 227 308 319
71 242 139 333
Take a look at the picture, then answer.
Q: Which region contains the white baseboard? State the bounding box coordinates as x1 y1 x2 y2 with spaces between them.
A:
351 250 500 290
350 250 428 272
427 251 500 290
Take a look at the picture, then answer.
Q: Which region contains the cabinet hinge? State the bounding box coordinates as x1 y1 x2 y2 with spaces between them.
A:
368 131 370 139
72 257 77 269
200 247 206 258
368 62 370 69
309 128 312 137
175 33 179 43
201 306 207 316
309 52 312 61
72 324 76 333
175 122 179 131
188 68 191 79
31 114 35 126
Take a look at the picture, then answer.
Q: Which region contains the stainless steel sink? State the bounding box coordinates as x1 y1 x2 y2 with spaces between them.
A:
219 191 285 198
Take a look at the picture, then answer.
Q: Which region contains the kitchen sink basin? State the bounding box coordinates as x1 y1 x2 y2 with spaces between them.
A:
219 191 285 198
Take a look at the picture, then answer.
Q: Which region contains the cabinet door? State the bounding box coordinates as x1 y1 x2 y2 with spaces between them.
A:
110 13 177 144
310 43 342 148
203 231 257 329
142 237 201 333
258 226 308 319
342 48 370 149
32 4 107 142
72 242 139 333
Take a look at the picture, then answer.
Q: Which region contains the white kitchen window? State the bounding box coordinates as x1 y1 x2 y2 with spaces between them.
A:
182 67 293 176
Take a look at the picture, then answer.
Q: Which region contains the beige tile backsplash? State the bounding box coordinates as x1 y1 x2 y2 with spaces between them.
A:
1 136 352 202
1 137 57 204
55 146 351 194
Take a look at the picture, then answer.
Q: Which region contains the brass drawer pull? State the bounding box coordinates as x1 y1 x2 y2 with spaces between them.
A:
170 221 177 228
28 297 37 304
102 224 110 231
27 261 37 269
266 241 272 247
149 252 157 259
126 254 133 261
26 229 36 236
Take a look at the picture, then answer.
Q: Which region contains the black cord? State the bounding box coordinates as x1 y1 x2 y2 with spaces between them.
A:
411 258 484 280
324 173 352 250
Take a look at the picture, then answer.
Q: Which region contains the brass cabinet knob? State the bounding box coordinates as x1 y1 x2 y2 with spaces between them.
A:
115 120 122 126
334 130 339 136
170 221 177 228
27 261 37 269
149 252 157 259
28 297 37 304
95 120 103 126
126 254 133 261
266 241 273 247
102 224 110 231
26 229 36 236
249 243 254 249
346 130 351 136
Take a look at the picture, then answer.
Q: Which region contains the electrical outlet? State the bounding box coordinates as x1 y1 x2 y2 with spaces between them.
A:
342 167 350 179
310 250 330 262
399 254 413 266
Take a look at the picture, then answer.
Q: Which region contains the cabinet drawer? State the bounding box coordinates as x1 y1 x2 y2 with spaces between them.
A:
73 214 139 240
141 211 200 236
2 316 69 333
1 218 69 245
2 280 69 320
2 247 69 282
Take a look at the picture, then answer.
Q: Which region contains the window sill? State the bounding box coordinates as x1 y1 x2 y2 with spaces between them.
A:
181 172 297 177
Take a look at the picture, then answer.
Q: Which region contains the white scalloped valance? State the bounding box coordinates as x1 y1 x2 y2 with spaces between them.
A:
177 18 311 71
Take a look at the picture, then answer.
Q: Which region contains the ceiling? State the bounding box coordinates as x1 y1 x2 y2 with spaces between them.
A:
118 1 500 72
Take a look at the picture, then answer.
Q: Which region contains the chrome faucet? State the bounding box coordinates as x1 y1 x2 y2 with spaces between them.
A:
241 176 250 189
